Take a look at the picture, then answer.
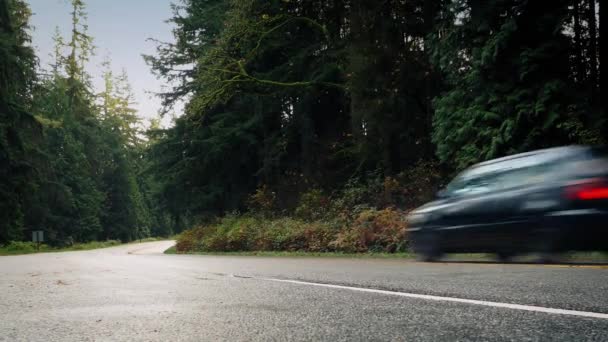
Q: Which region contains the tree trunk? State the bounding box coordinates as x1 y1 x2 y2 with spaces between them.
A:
423 0 442 158
348 1 366 141
574 1 585 83
600 0 607 135
296 95 315 181
600 0 607 97
469 0 483 26
588 0 599 100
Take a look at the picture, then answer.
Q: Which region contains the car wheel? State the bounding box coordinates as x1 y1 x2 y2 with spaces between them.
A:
535 223 563 264
496 252 514 263
413 231 442 262
537 252 560 264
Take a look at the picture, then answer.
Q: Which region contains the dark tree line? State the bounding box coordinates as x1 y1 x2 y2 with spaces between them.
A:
0 0 167 245
1 0 606 243
144 0 605 224
0 0 39 243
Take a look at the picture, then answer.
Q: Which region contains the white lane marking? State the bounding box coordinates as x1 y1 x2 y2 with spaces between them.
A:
260 277 608 320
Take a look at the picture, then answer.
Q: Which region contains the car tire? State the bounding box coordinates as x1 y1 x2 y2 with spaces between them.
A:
536 220 563 264
538 252 560 264
413 231 442 262
496 252 514 263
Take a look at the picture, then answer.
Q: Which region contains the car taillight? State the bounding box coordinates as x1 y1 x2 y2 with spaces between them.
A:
565 178 608 200
576 188 608 200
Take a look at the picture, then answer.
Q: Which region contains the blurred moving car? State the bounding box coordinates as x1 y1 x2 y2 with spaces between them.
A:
407 145 608 262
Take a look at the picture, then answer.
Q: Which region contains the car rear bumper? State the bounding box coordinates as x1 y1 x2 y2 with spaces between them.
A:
546 209 608 251
546 208 608 217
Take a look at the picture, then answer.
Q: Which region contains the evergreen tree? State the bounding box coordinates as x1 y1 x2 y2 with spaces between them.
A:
98 60 151 241
430 0 584 169
30 0 152 243
0 0 41 243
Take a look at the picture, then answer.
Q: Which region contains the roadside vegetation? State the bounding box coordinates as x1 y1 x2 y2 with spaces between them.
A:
0 237 163 256
175 210 408 254
167 248 414 259
1 0 606 254
0 240 121 256
0 0 173 248
154 0 605 254
174 166 439 254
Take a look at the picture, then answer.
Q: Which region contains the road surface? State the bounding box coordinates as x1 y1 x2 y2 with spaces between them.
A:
1 241 607 341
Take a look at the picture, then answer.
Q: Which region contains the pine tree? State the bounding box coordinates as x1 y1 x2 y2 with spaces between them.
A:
0 0 41 243
431 0 577 169
98 59 151 241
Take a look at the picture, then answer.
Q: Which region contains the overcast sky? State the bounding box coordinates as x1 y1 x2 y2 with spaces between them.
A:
28 0 178 127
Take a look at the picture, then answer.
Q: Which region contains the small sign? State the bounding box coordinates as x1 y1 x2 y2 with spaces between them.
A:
32 231 44 243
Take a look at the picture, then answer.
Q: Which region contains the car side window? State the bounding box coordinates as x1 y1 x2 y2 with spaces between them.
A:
494 163 554 190
449 174 497 196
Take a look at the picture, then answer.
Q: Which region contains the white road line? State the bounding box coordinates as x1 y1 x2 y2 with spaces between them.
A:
260 277 608 320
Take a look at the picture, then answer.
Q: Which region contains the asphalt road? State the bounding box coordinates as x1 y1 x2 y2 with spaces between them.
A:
1 241 607 341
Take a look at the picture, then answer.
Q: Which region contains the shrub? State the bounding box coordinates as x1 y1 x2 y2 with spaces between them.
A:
0 239 123 255
395 160 442 209
329 161 441 213
175 216 340 253
263 218 338 252
215 215 259 251
175 226 208 252
175 208 409 254
294 189 330 221
69 240 121 250
331 208 408 253
299 221 337 252
247 185 276 217
138 237 160 243
2 241 44 253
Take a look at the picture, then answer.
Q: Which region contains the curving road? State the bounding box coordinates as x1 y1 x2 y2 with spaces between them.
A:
1 241 607 341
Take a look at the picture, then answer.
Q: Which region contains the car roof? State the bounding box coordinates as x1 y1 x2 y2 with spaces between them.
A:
463 145 589 178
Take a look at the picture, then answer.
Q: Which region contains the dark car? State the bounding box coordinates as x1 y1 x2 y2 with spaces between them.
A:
407 145 608 262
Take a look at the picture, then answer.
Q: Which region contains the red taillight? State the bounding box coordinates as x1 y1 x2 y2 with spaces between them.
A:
565 178 608 200
576 188 608 200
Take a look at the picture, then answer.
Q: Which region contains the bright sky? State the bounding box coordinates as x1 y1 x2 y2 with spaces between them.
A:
28 0 178 127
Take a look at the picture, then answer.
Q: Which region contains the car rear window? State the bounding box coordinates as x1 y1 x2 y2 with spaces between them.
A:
589 147 608 157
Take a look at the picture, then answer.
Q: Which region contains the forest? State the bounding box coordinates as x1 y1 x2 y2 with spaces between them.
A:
1 0 606 251
1 0 165 245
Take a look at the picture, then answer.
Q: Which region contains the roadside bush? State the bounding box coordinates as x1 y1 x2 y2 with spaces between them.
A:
210 215 259 251
247 185 276 217
174 164 439 254
175 216 340 253
175 226 208 252
395 160 442 209
0 240 125 255
328 161 441 215
294 189 330 221
1 241 47 253
263 218 338 252
331 208 408 253
69 240 121 250
175 208 408 254
138 237 161 243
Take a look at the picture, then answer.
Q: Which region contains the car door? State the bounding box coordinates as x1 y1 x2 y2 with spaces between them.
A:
437 173 503 252
490 162 564 251
481 168 534 250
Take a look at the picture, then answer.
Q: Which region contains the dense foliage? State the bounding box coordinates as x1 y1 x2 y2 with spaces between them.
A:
0 0 39 242
175 208 409 254
0 0 160 245
146 0 606 229
1 0 605 250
